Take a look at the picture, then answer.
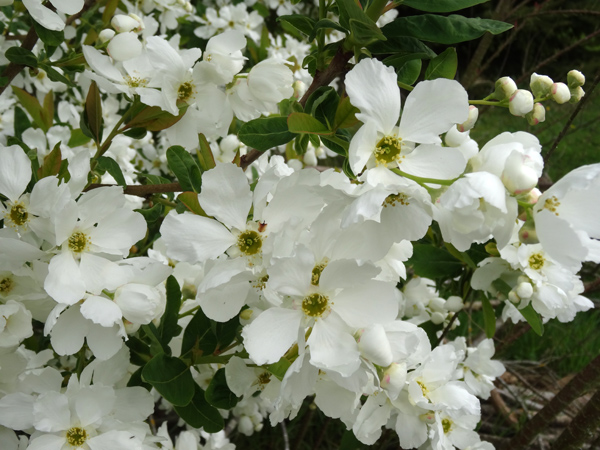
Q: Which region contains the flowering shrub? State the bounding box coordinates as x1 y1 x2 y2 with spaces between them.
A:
0 0 596 449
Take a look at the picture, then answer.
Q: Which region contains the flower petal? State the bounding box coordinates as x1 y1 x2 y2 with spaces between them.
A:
0 145 30 201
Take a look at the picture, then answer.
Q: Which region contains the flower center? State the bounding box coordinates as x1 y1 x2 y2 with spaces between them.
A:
528 252 545 270
417 380 429 396
68 231 91 254
383 193 410 207
442 418 452 434
543 196 560 215
0 276 13 294
178 81 195 102
257 371 271 388
302 293 329 318
311 261 328 286
125 75 148 88
66 427 88 447
374 135 403 165
9 203 29 226
237 230 262 256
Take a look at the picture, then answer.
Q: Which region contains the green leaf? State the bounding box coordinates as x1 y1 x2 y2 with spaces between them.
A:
519 304 544 336
14 107 31 141
294 133 310 155
125 336 152 366
11 86 47 131
491 279 512 298
67 128 92 147
38 63 75 87
340 430 363 450
177 192 206 216
37 142 61 179
167 145 202 192
214 315 240 351
123 127 148 139
333 95 359 130
278 14 316 36
126 105 188 131
287 112 332 135
32 21 64 47
159 276 182 347
142 323 168 356
481 296 496 338
96 156 127 187
5 47 37 67
336 0 385 46
308 19 348 41
425 47 458 80
267 357 292 381
197 133 216 172
85 81 103 144
408 244 463 279
142 353 195 406
205 368 239 409
42 91 54 131
382 14 513 45
127 366 152 391
135 203 163 224
174 384 224 432
397 59 422 85
321 133 350 156
181 308 217 363
403 0 489 12
369 36 437 59
304 86 339 128
238 116 295 151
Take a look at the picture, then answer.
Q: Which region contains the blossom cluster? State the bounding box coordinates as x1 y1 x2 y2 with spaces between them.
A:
0 0 597 449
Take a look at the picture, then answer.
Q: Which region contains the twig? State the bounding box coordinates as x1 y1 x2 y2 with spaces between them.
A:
84 182 182 197
280 421 290 450
550 389 600 450
0 26 38 97
544 70 600 165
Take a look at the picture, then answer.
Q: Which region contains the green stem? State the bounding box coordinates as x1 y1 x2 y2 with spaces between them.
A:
193 354 236 365
391 168 458 186
178 305 200 319
469 99 505 106
397 81 414 91
152 196 178 208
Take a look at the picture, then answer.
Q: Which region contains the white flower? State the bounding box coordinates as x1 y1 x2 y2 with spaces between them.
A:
22 0 84 31
345 58 469 181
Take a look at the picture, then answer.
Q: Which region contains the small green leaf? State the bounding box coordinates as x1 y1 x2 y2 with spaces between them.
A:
403 0 489 12
308 19 347 41
32 21 64 47
181 308 218 363
166 145 202 192
370 36 437 59
12 86 47 131
321 133 350 156
333 96 359 130
407 244 463 279
38 63 74 87
397 59 422 85
491 279 512 298
174 384 224 432
96 156 127 187
142 353 195 406
205 368 239 409
348 18 386 46
14 107 31 141
85 81 103 144
177 192 206 216
37 142 61 179
278 14 316 36
197 133 216 172
123 127 148 139
159 276 182 346
304 86 338 128
67 129 92 148
238 116 295 151
126 105 188 131
288 112 332 135
267 357 292 381
5 47 37 67
481 296 496 338
135 203 163 224
41 91 54 131
214 315 240 351
519 304 544 336
425 47 458 80
382 15 513 45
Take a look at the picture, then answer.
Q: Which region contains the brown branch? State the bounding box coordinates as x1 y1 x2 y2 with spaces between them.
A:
550 389 600 450
84 182 183 197
0 26 38 96
503 353 600 450
544 70 600 165
240 46 353 170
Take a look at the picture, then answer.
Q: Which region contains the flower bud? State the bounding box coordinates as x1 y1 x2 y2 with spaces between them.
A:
494 76 518 100
457 105 479 132
508 290 520 304
107 32 142 61
530 73 553 98
430 311 445 325
303 148 318 166
509 89 534 117
445 296 463 313
429 297 446 312
551 82 570 104
381 362 407 401
570 86 585 103
567 70 585 88
519 221 538 244
111 14 140 33
357 324 393 367
516 282 533 299
501 151 539 195
526 102 546 126
128 13 145 32
98 28 116 43
445 125 468 147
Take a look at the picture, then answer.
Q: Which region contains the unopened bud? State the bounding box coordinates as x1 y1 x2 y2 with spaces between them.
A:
570 86 585 103
551 82 570 104
508 290 520 304
98 28 116 43
381 362 407 400
419 411 437 424
519 221 538 244
485 241 500 257
516 282 533 299
128 13 145 32
240 309 253 321
303 148 318 166
111 14 140 33
107 32 142 61
357 324 393 367
457 105 479 132
530 73 553 98
430 311 445 325
509 89 534 117
526 102 546 126
567 70 585 88
429 297 446 312
445 296 463 313
501 151 540 195
494 76 518 100
445 125 469 147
